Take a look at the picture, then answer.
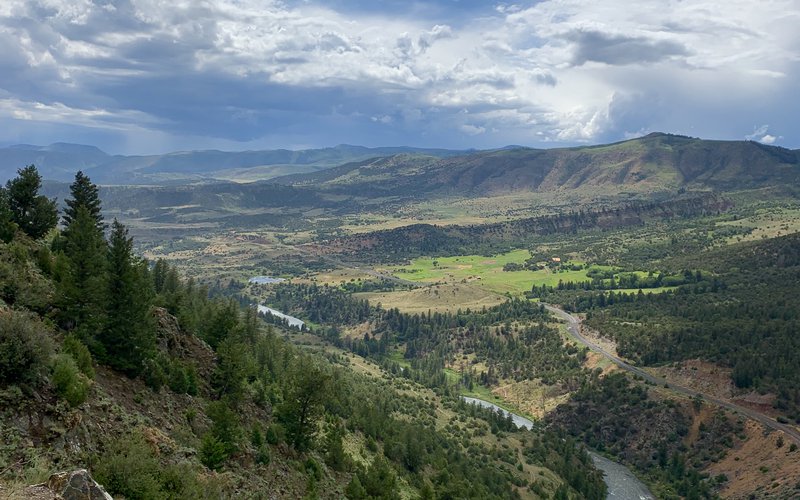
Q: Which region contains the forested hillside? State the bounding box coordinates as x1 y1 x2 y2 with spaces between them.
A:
0 166 607 499
540 233 800 420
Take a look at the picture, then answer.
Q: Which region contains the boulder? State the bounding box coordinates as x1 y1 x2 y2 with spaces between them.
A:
42 469 113 499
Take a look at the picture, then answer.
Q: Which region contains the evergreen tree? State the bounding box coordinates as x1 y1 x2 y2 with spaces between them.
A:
100 219 155 376
0 187 17 243
62 171 104 230
5 165 58 239
57 171 108 347
57 204 108 342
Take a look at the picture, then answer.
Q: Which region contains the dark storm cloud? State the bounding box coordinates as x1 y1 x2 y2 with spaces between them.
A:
566 29 690 66
0 0 797 152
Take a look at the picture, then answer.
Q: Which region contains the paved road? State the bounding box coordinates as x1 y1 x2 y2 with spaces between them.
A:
544 304 800 445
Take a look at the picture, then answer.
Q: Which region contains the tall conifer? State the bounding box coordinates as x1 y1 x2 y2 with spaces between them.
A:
101 219 155 376
57 172 107 347
63 171 104 230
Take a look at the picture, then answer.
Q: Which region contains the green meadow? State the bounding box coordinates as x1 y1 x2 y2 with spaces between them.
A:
386 249 616 295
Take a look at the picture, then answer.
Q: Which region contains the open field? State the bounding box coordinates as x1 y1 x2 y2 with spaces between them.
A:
718 205 800 243
355 283 504 313
382 249 614 295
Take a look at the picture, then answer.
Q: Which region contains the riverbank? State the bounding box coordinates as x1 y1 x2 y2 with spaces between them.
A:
462 396 655 499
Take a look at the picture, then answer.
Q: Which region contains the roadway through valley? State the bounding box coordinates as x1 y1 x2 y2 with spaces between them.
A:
279 241 800 445
544 304 800 446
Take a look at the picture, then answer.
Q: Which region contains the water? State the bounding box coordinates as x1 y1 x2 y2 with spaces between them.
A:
249 276 286 284
461 397 654 500
256 305 305 329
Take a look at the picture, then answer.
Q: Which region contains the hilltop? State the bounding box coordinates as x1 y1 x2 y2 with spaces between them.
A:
274 133 800 197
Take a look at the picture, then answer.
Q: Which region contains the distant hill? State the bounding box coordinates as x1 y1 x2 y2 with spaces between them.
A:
0 143 465 184
274 133 800 196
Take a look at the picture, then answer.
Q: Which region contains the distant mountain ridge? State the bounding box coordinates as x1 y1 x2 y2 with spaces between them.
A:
274 133 800 196
0 143 466 184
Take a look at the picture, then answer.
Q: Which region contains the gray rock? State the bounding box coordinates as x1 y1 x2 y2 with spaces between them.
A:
45 469 113 500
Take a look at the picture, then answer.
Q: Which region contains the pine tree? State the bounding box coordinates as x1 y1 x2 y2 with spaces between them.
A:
5 165 58 239
57 205 108 342
62 171 104 230
101 219 155 376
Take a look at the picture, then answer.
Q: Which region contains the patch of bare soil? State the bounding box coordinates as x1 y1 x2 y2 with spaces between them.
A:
706 420 800 499
491 380 570 419
652 359 734 399
651 359 782 418
583 351 619 375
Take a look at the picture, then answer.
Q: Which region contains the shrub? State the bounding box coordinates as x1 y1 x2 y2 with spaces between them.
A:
256 444 271 465
0 310 53 386
62 335 94 379
51 354 90 407
266 423 285 445
94 433 164 499
199 433 227 471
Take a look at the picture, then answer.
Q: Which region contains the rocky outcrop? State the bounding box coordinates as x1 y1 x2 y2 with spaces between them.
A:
23 469 112 499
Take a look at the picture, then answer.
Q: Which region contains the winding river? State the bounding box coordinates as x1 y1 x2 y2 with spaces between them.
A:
256 305 305 329
462 397 654 500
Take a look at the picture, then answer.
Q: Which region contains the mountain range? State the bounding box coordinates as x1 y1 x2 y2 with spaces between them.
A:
0 143 465 184
272 133 800 197
10 134 799 199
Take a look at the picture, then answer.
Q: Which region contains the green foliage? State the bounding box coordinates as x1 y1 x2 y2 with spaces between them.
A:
265 423 285 445
95 432 211 499
62 171 104 230
0 187 17 243
0 310 53 386
51 353 90 407
212 337 255 405
94 432 167 499
277 357 331 450
206 400 240 456
56 205 107 339
571 233 800 419
199 433 228 471
0 239 53 312
62 335 94 380
4 165 58 240
323 423 351 472
100 220 156 376
345 474 367 499
359 456 399 499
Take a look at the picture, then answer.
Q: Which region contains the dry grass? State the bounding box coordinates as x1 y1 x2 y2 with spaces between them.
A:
706 420 800 499
355 283 504 314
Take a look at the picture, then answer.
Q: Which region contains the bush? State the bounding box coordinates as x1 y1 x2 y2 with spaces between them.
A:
266 423 285 445
0 310 53 386
199 433 227 471
94 433 164 499
63 335 94 379
256 444 271 465
95 432 211 499
51 354 90 407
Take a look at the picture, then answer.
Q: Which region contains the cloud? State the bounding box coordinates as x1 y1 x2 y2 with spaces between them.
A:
565 29 689 66
0 0 797 153
746 125 782 145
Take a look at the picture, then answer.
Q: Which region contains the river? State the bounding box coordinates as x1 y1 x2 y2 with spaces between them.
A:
256 305 305 329
462 397 654 500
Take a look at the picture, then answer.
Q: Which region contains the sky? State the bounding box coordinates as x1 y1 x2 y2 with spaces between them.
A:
0 0 799 154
